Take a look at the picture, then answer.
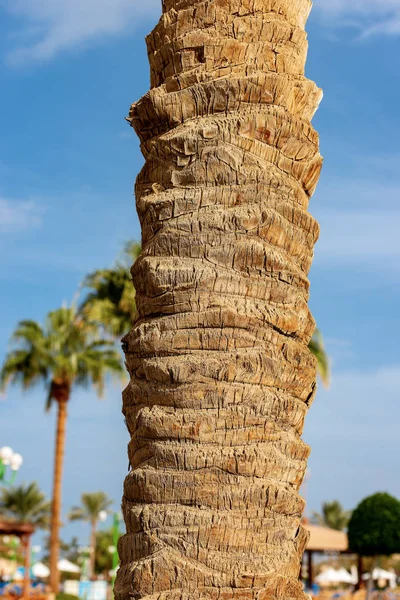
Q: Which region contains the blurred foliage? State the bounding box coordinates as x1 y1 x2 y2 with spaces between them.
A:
80 242 141 337
69 492 112 525
0 482 51 528
56 594 80 600
311 500 351 531
94 529 114 574
348 492 400 556
309 328 330 387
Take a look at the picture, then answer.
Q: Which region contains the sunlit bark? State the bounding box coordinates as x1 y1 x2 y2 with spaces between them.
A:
117 0 322 598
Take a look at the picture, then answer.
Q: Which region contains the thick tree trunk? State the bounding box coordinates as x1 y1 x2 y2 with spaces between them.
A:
117 1 322 599
49 397 68 592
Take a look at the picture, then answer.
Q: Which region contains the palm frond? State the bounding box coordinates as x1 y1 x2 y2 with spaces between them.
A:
1 304 123 408
0 482 51 529
68 492 113 523
309 328 330 387
79 241 141 337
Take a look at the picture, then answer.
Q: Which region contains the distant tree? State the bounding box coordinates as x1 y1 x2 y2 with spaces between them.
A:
80 242 141 337
0 306 123 591
311 500 351 531
0 482 51 528
94 529 113 575
348 492 400 556
42 536 80 565
69 491 113 577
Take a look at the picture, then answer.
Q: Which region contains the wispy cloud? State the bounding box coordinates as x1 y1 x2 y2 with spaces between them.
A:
2 0 398 65
315 0 400 36
1 0 161 65
0 197 42 232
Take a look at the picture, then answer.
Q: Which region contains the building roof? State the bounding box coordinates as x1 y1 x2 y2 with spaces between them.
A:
0 520 35 537
305 523 348 552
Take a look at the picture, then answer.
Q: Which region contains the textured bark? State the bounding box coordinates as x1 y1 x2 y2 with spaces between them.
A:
117 1 322 599
49 395 69 592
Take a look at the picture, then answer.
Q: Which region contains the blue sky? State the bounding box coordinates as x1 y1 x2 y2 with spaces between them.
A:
1 0 400 553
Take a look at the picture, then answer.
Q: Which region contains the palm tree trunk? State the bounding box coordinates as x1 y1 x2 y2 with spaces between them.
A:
117 1 322 599
49 398 68 593
90 521 97 579
22 534 31 600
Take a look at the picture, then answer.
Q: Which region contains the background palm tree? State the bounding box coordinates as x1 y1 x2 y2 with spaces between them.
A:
0 482 51 528
0 306 123 591
312 500 351 531
93 529 114 576
81 242 141 337
69 491 113 578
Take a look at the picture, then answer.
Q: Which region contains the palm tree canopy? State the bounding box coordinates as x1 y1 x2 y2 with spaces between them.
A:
0 482 51 528
0 305 124 409
69 492 113 524
311 500 351 531
309 328 330 387
80 242 141 337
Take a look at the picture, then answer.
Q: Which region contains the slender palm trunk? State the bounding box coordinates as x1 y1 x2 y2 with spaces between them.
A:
49 397 68 592
117 1 322 599
90 520 97 579
22 534 31 600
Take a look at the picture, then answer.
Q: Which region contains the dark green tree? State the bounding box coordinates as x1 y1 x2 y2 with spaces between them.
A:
348 492 400 556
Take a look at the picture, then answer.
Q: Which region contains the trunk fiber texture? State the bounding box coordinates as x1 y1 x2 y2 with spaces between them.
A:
117 0 322 599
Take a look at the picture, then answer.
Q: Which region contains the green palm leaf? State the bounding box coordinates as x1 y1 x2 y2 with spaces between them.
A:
1 305 124 409
309 328 330 387
0 482 51 529
80 241 141 337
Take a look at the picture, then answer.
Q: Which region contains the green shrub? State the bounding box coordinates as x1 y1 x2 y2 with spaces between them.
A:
56 593 81 600
348 492 400 556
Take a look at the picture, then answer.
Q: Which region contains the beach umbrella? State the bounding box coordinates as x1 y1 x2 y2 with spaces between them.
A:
335 568 355 584
32 562 50 578
362 568 396 582
57 558 81 573
316 568 354 584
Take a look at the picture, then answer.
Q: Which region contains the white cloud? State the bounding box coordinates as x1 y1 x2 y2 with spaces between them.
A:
2 0 399 64
0 0 161 65
0 197 42 232
315 0 400 36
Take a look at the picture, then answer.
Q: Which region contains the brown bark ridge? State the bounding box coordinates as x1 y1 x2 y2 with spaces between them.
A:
117 0 322 599
49 391 69 592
